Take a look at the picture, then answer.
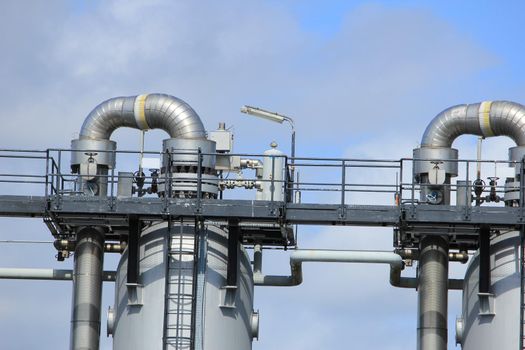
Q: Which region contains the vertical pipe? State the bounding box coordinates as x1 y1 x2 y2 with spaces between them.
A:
417 235 449 350
253 244 262 274
70 227 105 350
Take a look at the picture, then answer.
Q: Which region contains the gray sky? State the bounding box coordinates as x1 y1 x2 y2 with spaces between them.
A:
1 0 524 349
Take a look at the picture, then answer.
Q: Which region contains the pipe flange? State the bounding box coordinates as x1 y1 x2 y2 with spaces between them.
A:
107 306 115 337
251 310 260 340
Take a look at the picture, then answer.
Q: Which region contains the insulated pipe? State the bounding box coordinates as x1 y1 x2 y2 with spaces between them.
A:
389 266 463 290
0 268 115 281
79 94 206 141
70 227 105 350
253 246 403 287
253 246 463 290
417 235 449 350
421 101 525 147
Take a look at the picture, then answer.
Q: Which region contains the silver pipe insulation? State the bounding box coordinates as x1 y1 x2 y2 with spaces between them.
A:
69 94 207 350
417 236 449 350
253 246 403 287
421 101 525 147
79 93 206 141
0 268 115 281
253 245 463 290
410 101 525 350
70 227 105 350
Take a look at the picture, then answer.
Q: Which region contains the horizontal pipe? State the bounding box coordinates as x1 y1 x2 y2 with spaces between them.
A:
253 246 463 290
389 265 463 290
54 239 126 253
254 247 403 287
395 248 469 264
0 268 116 282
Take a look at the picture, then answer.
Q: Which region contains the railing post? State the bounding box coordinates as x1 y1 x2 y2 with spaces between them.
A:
340 160 346 219
45 150 50 198
163 150 171 212
197 148 203 212
465 160 470 207
399 159 404 204
56 150 62 195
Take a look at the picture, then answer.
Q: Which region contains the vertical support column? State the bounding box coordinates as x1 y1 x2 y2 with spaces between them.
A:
127 215 140 285
227 219 240 287
417 235 449 350
70 227 105 350
478 225 491 294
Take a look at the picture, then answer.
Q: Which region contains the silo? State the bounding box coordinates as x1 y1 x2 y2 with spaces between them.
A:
456 231 520 349
109 222 257 349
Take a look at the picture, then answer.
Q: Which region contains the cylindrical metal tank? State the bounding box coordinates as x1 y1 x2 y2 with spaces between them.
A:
457 231 520 349
110 222 256 350
261 142 285 201
159 138 219 198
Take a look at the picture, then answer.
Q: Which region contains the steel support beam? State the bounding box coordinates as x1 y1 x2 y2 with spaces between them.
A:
127 215 140 285
478 225 491 294
227 219 240 286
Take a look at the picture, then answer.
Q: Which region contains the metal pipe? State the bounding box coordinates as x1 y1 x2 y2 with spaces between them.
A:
253 246 463 290
54 239 125 253
79 94 206 141
0 268 115 281
389 265 463 290
395 248 469 264
254 248 403 287
417 235 449 350
421 101 525 147
70 227 105 350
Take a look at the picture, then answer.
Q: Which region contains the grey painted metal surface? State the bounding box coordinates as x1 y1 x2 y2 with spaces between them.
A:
112 222 255 350
2 195 525 242
79 94 206 141
458 231 520 350
417 235 449 350
70 227 105 350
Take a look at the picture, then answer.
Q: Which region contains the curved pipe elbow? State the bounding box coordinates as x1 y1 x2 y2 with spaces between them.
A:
421 101 525 148
254 249 402 287
79 93 206 141
389 266 463 290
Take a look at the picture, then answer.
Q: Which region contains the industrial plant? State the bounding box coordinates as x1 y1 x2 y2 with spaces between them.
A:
1 94 524 350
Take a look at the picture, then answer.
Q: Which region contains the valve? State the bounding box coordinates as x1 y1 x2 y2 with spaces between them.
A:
486 176 501 203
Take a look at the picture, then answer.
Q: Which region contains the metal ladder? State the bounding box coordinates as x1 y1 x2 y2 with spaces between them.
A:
163 224 198 350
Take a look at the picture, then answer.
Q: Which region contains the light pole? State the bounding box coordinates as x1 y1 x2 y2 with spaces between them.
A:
240 105 296 199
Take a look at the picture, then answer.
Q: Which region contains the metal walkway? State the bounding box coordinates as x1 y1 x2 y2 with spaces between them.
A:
0 148 522 252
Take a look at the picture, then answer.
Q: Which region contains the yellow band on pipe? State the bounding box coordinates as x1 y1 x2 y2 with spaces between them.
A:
479 101 494 137
134 94 150 130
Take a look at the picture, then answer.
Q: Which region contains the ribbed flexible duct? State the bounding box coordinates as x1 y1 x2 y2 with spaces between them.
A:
79 93 206 140
421 101 525 147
